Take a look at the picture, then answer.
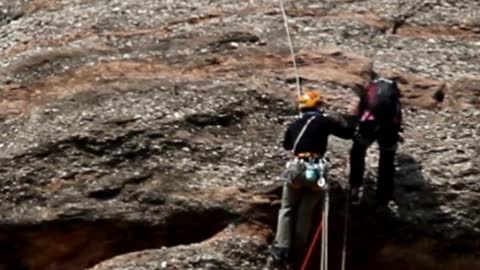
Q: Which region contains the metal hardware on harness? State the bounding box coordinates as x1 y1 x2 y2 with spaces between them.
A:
297 152 320 158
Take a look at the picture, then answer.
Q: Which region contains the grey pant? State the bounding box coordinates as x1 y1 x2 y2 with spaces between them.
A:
273 183 323 254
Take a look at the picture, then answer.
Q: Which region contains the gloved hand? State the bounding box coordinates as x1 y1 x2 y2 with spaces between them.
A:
346 98 360 116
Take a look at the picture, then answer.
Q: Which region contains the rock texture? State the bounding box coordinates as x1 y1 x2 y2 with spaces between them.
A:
0 0 479 270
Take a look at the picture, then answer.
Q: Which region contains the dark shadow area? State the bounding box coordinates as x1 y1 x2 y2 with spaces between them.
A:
340 152 443 270
359 152 431 210
0 207 234 270
292 153 480 270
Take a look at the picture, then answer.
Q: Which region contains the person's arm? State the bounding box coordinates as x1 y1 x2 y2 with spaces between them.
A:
283 126 293 151
396 102 404 142
393 80 403 132
398 102 403 132
359 84 371 114
347 87 368 121
327 114 356 140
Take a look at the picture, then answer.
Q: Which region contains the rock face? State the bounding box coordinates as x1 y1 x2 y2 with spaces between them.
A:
0 0 479 270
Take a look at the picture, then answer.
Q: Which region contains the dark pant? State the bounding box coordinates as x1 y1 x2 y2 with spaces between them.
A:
349 123 398 206
273 183 323 261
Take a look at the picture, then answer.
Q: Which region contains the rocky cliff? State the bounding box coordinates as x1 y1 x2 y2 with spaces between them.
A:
0 0 479 270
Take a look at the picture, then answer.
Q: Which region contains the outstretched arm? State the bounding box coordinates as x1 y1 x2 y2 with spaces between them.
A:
327 114 357 140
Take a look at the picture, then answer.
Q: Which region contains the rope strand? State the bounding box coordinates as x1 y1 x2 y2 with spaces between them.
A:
321 188 330 270
300 217 323 270
279 0 302 97
341 187 350 270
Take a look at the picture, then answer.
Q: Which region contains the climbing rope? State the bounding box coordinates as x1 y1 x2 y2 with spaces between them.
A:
279 0 302 97
299 185 330 270
341 186 350 270
321 187 330 270
300 213 323 270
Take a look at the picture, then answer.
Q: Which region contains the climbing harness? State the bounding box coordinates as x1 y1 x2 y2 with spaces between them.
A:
281 116 316 186
279 0 302 97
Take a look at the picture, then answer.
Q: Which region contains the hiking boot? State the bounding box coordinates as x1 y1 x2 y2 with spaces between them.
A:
265 256 291 270
387 200 399 211
266 246 292 270
270 246 291 262
375 200 399 217
350 187 362 205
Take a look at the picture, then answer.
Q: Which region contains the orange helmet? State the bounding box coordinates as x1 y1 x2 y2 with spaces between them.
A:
297 91 323 109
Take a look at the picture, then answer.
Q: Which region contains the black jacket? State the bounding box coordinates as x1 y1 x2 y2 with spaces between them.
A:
283 110 355 156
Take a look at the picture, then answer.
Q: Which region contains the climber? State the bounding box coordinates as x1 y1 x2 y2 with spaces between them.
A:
269 90 355 268
348 73 403 209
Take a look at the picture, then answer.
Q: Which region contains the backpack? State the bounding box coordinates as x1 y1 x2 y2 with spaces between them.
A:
363 78 401 124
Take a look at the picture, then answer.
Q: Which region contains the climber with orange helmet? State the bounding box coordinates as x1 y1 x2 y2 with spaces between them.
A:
269 90 355 268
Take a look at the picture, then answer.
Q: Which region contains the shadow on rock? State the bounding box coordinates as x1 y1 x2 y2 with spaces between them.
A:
331 153 477 270
296 152 456 270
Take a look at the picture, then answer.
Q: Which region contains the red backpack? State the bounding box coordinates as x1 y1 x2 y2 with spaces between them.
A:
361 78 401 126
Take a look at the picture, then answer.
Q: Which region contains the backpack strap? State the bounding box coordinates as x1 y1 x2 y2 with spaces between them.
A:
374 78 393 84
292 116 316 154
366 82 377 109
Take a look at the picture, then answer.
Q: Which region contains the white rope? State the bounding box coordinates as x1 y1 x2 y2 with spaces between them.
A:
320 197 326 270
321 187 330 270
341 186 350 270
341 159 351 270
279 0 302 97
325 188 330 270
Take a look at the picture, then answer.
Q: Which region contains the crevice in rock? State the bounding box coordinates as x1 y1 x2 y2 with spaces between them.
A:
0 8 24 27
185 110 245 127
0 207 235 270
257 183 480 270
0 178 479 270
390 1 437 34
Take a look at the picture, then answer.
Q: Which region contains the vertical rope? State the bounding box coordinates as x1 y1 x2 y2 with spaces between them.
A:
300 216 323 270
320 193 325 270
341 187 350 270
341 158 351 270
321 188 330 270
279 0 302 97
